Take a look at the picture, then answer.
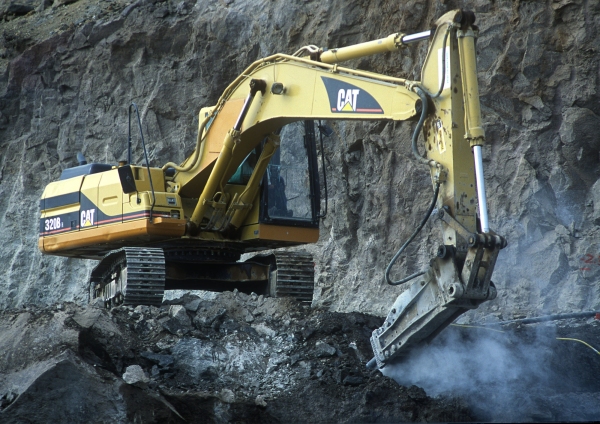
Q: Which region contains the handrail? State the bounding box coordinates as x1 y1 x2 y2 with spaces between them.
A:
129 103 156 222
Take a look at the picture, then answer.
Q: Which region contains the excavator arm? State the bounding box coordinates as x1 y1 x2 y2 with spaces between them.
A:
164 9 506 366
368 10 508 367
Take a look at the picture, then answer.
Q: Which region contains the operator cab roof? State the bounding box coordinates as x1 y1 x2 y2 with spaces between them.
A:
59 163 113 180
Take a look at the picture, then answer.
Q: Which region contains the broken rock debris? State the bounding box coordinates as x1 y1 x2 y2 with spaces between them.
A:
0 292 473 422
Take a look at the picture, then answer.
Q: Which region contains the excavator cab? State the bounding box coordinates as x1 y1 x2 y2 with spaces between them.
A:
259 121 320 227
216 120 322 239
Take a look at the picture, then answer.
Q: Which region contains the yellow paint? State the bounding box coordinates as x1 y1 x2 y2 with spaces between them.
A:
40 216 187 257
40 10 488 261
176 99 245 197
420 17 478 236
39 203 79 219
241 223 319 243
40 176 84 210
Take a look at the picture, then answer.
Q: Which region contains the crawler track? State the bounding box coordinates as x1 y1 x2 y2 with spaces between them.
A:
272 252 315 303
90 247 165 307
91 248 315 307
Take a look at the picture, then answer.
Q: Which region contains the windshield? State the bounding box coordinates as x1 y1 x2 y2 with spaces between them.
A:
262 121 319 226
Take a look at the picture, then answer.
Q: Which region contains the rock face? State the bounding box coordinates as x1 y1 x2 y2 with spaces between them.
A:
2 3 600 421
1 1 600 320
0 293 474 423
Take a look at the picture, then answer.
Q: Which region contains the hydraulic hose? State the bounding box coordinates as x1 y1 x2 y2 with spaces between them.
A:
317 121 329 219
557 338 600 356
366 357 378 370
385 181 440 286
411 86 430 165
452 314 600 358
446 319 600 359
450 323 506 334
162 114 212 173
129 103 156 221
385 84 440 286
483 311 600 326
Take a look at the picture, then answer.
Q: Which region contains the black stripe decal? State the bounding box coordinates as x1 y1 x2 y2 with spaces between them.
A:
42 192 80 210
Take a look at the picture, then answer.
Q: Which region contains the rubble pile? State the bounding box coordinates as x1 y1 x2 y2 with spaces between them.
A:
0 292 472 423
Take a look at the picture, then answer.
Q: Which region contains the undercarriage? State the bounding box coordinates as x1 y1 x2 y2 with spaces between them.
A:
90 247 315 307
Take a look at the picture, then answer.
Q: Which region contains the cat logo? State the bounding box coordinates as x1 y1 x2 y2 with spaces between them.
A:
80 209 96 228
337 89 360 112
321 76 383 114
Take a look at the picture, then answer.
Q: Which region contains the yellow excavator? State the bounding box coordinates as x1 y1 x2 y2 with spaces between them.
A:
38 10 506 367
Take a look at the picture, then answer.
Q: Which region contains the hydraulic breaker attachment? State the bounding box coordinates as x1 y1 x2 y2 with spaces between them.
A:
366 10 507 369
368 226 506 369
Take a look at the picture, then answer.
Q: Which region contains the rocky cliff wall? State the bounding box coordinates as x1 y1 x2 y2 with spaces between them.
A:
1 0 599 320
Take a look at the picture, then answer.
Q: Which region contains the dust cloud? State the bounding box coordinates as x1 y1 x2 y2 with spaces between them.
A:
381 324 579 421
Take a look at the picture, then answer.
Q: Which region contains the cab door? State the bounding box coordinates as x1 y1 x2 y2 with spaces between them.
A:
260 120 320 228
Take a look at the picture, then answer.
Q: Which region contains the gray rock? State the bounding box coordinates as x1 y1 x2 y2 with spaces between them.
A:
0 0 36 16
219 388 235 404
122 365 150 387
120 0 142 17
88 298 105 309
199 308 227 331
72 307 122 336
0 0 599 351
171 338 218 382
53 0 80 6
183 297 201 312
265 354 286 374
1 351 129 422
140 351 174 370
152 6 168 18
254 394 267 407
252 323 277 338
5 298 596 423
160 305 192 335
219 318 240 333
315 341 336 357
169 304 190 321
342 375 364 386
192 314 209 328
235 290 249 302
591 180 600 224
